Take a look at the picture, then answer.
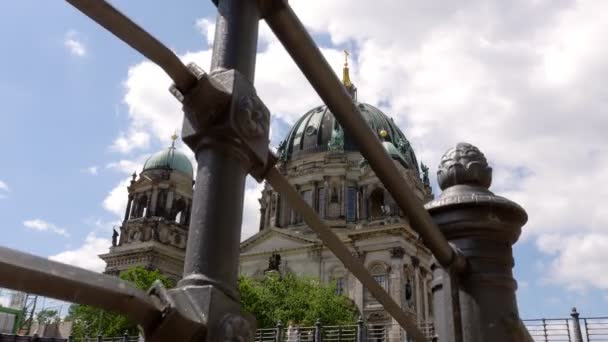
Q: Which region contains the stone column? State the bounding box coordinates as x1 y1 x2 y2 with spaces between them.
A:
340 179 346 217
166 189 175 217
150 186 159 217
361 186 368 220
425 143 528 342
414 267 423 320
124 195 133 222
422 271 430 322
144 191 152 217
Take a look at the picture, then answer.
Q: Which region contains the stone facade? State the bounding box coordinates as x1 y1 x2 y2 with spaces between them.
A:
100 143 194 283
239 100 435 326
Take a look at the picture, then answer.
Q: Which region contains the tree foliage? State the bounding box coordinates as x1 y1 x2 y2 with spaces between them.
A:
66 267 173 338
36 309 60 325
238 273 359 328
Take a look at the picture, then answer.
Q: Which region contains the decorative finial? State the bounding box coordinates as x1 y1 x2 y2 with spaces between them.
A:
342 49 352 87
171 130 178 148
379 129 389 139
437 142 492 190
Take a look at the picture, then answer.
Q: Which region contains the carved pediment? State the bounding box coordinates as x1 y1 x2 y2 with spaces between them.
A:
240 228 317 254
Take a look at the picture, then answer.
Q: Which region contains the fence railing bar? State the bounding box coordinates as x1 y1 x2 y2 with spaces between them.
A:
0 246 161 331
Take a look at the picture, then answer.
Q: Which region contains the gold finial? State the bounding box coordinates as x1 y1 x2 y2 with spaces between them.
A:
379 129 388 139
342 49 352 87
171 130 178 148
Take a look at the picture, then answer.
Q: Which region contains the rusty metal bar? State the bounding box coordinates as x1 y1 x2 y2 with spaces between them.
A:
265 167 428 342
263 3 466 273
0 246 161 330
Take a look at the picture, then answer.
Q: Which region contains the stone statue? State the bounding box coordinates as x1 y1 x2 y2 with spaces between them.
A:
267 252 281 271
396 138 414 167
327 127 344 151
277 139 288 162
112 229 119 247
405 279 413 302
420 163 431 189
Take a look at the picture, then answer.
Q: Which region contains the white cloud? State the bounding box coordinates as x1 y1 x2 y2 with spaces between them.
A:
110 130 150 154
23 219 69 237
64 30 86 57
0 180 8 199
49 233 110 272
103 178 131 218
242 178 264 241
537 233 608 291
107 2 608 293
87 166 98 175
0 180 8 192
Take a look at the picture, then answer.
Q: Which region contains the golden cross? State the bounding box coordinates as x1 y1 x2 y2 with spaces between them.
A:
344 49 349 66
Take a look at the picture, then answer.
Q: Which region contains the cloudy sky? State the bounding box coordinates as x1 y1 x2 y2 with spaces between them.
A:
1 0 607 319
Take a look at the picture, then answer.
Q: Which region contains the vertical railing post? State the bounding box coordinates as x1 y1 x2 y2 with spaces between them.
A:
571 307 584 342
584 319 590 342
122 330 129 342
174 1 265 341
86 335 91 342
426 143 528 342
357 317 365 342
314 319 322 342
542 319 548 342
97 333 103 342
276 320 284 342
180 0 261 293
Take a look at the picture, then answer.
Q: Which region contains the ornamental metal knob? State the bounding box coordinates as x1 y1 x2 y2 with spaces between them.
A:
437 142 492 190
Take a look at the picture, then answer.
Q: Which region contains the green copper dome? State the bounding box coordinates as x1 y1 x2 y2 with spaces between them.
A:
142 147 193 177
277 102 419 172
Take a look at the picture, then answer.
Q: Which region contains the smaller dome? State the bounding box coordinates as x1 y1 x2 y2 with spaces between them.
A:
143 147 193 177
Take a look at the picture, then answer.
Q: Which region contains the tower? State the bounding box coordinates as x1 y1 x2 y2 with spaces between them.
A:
100 135 194 282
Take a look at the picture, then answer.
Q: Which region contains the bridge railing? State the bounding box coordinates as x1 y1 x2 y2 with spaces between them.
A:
520 308 607 342
0 0 539 341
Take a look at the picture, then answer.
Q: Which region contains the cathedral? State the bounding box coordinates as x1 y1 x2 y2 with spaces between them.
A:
100 57 436 326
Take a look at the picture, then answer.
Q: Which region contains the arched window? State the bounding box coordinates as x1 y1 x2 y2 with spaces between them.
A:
136 195 148 218
369 188 384 218
172 198 186 223
330 267 347 296
365 263 388 306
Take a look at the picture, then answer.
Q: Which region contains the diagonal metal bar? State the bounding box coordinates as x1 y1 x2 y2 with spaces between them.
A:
0 246 162 330
65 0 197 92
263 4 466 273
265 167 429 342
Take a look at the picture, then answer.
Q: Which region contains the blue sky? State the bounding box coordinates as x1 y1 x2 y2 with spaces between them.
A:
1 0 608 321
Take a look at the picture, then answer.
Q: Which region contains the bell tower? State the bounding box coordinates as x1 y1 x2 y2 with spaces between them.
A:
100 135 194 282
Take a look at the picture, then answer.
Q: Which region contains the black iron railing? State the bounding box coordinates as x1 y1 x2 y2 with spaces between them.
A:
0 0 538 341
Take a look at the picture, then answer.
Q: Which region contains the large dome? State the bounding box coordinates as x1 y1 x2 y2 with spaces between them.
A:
279 102 419 172
142 146 193 177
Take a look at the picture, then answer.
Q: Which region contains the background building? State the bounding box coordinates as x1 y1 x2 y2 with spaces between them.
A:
238 60 435 326
100 136 194 282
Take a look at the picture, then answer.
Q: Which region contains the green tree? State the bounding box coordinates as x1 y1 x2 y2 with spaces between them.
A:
238 273 359 328
36 308 60 325
66 267 173 338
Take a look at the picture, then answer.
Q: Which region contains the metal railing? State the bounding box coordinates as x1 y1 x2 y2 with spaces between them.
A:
521 308 608 342
0 0 537 341
252 321 435 342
